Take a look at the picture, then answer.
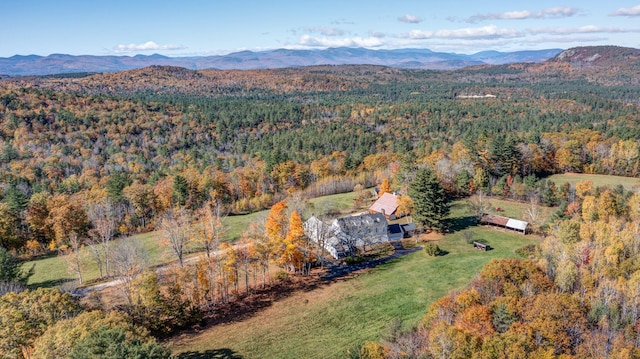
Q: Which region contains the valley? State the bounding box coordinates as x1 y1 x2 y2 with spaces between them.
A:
1 45 640 358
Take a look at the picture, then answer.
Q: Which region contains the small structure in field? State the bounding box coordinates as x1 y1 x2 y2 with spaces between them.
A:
473 241 490 251
480 213 528 234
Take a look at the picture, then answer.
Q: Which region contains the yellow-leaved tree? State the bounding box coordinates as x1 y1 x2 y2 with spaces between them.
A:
378 178 392 197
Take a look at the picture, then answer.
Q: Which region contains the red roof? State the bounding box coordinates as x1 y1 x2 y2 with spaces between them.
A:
480 213 509 226
369 193 399 216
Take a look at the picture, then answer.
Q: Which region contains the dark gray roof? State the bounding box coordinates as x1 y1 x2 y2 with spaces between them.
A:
388 224 403 235
335 213 387 234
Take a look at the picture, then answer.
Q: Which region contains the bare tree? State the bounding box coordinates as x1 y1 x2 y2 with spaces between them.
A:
195 200 226 258
236 236 253 295
524 197 542 234
64 232 84 285
0 281 26 296
87 200 117 278
303 216 336 266
467 190 492 221
334 215 386 256
159 206 192 266
248 222 272 289
110 236 149 304
286 191 308 217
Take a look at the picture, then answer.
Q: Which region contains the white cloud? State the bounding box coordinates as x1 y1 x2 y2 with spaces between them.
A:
368 30 386 38
522 35 606 44
299 35 385 48
305 27 345 36
114 41 185 53
398 25 522 40
610 5 640 16
466 6 579 23
398 14 423 24
528 25 640 35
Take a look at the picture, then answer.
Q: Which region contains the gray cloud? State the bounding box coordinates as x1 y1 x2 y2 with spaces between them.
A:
398 14 423 24
397 25 522 40
299 35 385 47
114 41 185 53
527 25 640 35
466 6 579 23
305 27 345 36
368 30 386 38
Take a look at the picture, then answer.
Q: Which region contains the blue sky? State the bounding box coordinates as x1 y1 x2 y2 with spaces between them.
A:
2 0 640 57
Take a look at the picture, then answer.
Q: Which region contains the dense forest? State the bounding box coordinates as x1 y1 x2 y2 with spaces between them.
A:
377 182 640 358
1 45 640 357
1 48 639 253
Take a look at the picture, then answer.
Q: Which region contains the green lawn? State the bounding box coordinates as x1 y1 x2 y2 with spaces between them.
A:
25 191 364 288
305 190 364 217
26 231 170 288
172 219 538 358
547 173 640 191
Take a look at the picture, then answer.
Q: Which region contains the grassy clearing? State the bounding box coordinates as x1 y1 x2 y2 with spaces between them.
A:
481 197 554 223
171 231 537 359
25 191 363 289
26 231 170 288
171 209 539 359
305 190 364 217
547 173 640 191
224 210 268 241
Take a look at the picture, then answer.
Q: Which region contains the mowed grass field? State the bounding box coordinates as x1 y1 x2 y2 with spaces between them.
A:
25 191 361 288
170 208 539 359
547 173 640 190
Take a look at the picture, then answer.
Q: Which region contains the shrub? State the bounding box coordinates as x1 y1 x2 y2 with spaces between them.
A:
275 270 289 282
360 341 387 359
424 243 442 256
515 244 538 258
345 256 365 265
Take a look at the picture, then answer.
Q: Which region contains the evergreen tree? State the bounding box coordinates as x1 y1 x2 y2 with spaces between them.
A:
0 246 34 284
172 175 189 206
408 168 450 232
106 173 130 203
455 169 472 195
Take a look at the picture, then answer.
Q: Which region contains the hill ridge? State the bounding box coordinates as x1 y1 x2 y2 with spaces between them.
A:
0 47 564 76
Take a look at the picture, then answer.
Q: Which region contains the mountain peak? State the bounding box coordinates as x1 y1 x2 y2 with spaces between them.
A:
551 46 640 66
0 47 593 76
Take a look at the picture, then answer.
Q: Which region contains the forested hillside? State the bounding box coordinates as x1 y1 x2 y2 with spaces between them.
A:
378 182 640 358
1 45 640 358
0 46 639 253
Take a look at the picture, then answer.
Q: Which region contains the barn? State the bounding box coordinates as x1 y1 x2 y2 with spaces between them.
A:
480 213 528 234
304 213 389 259
369 192 399 219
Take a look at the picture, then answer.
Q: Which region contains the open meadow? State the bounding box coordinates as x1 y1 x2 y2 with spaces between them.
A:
547 173 640 191
170 204 539 359
22 190 541 358
24 191 363 288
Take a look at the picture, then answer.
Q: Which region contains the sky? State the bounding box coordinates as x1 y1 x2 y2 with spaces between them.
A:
2 0 640 57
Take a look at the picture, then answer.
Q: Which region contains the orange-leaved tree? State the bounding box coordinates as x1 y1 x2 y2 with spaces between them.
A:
378 178 392 197
265 200 288 260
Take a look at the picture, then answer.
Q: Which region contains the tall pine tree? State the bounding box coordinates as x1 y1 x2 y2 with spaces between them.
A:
408 167 450 232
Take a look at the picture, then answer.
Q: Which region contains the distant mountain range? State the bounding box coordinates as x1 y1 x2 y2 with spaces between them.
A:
0 47 564 76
